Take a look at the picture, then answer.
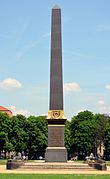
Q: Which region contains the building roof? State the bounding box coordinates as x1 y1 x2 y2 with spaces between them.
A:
0 106 11 112
0 106 12 117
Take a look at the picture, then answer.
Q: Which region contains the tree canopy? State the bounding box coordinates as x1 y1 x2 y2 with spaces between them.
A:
0 111 110 160
70 111 95 159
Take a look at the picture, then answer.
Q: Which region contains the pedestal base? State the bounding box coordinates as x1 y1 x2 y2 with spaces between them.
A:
45 147 67 162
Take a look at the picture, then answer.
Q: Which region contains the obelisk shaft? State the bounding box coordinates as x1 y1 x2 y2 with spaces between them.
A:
50 6 63 110
45 5 67 162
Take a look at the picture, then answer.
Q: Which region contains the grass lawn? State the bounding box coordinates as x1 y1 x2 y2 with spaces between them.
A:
106 161 110 166
0 160 7 165
0 174 110 179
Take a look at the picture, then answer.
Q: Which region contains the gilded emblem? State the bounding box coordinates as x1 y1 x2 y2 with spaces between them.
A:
47 110 65 119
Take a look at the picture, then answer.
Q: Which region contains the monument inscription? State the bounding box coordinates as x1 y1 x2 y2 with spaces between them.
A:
48 126 64 147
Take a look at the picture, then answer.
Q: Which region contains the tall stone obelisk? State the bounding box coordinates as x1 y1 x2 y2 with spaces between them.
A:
45 5 67 162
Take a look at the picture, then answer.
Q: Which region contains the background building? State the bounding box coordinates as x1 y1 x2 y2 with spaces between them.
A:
0 106 12 117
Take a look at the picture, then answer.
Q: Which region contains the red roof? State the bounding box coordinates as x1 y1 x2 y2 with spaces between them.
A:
0 106 11 111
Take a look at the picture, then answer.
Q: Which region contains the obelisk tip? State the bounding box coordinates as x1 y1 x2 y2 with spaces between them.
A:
52 4 60 9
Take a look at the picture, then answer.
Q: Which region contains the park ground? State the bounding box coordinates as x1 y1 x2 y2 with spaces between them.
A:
0 160 110 177
0 174 110 179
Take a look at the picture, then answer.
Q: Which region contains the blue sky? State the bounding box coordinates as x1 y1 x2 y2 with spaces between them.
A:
0 0 110 119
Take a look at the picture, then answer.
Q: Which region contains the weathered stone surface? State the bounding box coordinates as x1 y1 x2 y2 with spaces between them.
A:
48 125 65 147
45 147 67 162
6 160 24 170
49 6 63 110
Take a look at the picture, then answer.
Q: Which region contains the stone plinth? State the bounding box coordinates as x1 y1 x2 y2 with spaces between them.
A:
45 123 67 162
45 147 67 162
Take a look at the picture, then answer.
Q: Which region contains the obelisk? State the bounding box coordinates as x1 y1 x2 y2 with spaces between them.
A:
45 5 67 162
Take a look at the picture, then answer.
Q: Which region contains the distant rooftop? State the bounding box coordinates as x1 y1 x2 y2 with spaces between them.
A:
0 106 12 113
52 5 60 9
0 106 9 111
0 106 12 116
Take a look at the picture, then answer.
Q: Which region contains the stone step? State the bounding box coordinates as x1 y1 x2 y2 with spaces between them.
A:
19 162 95 170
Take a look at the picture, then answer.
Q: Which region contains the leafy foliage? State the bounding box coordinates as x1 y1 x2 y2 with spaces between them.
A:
104 119 110 159
0 110 110 160
25 116 48 159
0 112 13 156
0 113 48 159
70 111 96 159
93 114 109 155
65 120 72 156
10 115 27 153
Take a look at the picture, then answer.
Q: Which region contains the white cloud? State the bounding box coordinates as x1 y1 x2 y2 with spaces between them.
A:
97 100 110 115
64 82 81 92
97 100 106 113
0 78 22 89
97 100 105 107
9 106 31 117
106 84 110 90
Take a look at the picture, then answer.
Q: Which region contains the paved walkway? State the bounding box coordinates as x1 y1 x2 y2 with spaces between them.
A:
0 165 110 174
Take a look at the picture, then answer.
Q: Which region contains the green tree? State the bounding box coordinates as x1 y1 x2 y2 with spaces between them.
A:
70 110 95 159
104 117 110 159
93 114 109 156
0 112 13 158
65 120 72 157
10 114 28 153
26 116 48 159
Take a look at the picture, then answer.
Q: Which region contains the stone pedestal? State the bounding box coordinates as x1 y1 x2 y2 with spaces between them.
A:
45 123 67 162
45 147 67 162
